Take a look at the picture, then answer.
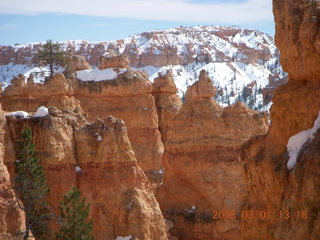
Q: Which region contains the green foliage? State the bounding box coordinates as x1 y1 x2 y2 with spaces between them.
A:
38 39 67 79
56 186 94 240
14 127 51 240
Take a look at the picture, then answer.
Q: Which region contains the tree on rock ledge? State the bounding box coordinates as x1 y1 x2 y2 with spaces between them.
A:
56 186 94 240
14 127 52 240
38 39 67 79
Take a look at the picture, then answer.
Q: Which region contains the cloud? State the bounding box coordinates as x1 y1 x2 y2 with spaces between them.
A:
0 23 18 30
0 0 273 24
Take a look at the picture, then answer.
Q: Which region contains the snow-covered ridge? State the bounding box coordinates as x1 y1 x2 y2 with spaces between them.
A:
0 25 287 111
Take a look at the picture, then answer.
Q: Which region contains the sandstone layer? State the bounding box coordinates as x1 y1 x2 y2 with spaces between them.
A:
157 71 268 239
237 0 320 239
0 104 25 239
1 56 164 187
5 109 167 240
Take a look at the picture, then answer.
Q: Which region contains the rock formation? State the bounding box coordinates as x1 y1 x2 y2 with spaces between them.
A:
1 1 320 237
157 71 268 239
64 55 92 74
1 73 81 113
0 103 25 239
237 0 320 239
152 70 182 143
5 108 167 240
99 52 129 70
1 56 164 187
0 26 287 112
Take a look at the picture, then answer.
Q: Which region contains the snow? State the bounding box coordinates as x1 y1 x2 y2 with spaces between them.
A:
116 236 132 240
75 165 82 173
76 68 127 82
34 106 49 117
157 168 164 174
0 26 286 112
185 205 196 213
287 111 320 170
97 135 103 142
5 111 29 118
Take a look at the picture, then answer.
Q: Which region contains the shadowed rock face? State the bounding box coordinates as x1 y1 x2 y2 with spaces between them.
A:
0 103 25 238
5 109 167 240
236 1 320 239
152 70 182 143
274 0 320 83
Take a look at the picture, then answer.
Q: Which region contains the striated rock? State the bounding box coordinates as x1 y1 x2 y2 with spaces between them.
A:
237 0 320 239
274 0 320 82
99 52 129 70
185 70 216 99
74 69 164 182
157 74 268 239
152 70 182 143
1 63 164 187
64 55 92 74
5 110 167 240
1 73 82 114
0 104 25 238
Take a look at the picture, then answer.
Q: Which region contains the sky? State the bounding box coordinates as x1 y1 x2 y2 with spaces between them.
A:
0 0 275 45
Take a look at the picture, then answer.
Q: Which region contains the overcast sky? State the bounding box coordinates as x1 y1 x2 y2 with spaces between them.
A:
0 0 275 45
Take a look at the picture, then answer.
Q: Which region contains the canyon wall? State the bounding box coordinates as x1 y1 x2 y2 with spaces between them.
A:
1 56 164 187
238 0 320 239
1 1 320 237
0 103 25 239
5 110 167 240
156 70 268 239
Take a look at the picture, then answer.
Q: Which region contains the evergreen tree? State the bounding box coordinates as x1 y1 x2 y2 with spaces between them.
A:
56 186 94 240
38 39 67 79
14 127 51 240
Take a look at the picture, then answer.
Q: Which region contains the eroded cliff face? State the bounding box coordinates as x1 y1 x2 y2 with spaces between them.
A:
0 104 25 239
2 1 320 236
157 71 268 240
1 56 164 188
5 109 167 240
238 0 320 239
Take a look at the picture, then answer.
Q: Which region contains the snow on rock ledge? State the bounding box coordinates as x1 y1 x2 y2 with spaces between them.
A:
76 68 127 82
287 111 320 170
116 236 132 240
5 111 29 118
34 106 49 117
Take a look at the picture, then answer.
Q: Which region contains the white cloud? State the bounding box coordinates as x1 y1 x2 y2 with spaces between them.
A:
0 0 272 24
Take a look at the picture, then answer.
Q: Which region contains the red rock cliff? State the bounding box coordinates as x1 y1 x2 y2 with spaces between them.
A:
157 71 268 239
238 0 320 239
5 109 167 240
0 103 25 238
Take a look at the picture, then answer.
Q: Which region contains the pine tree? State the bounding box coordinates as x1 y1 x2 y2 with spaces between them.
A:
38 39 67 79
14 127 51 240
56 186 94 240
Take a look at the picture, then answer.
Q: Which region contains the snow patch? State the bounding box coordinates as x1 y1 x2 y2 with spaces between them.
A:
185 205 196 213
116 236 132 240
75 165 82 173
34 106 49 117
97 135 103 142
287 111 320 170
76 68 127 82
5 111 29 118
